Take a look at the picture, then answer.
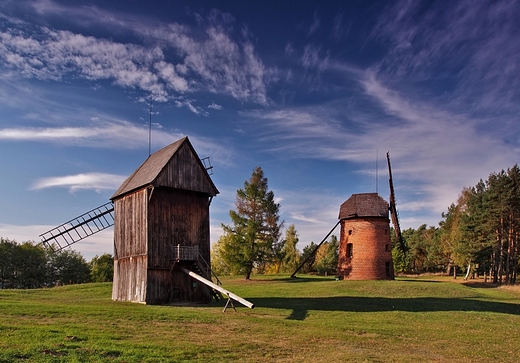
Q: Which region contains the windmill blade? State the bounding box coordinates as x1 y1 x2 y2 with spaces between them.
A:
386 152 406 252
39 202 114 252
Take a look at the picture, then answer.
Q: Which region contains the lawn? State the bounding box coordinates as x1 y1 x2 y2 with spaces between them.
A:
0 275 519 362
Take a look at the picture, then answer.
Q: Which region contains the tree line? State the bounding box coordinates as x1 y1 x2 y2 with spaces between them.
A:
0 238 113 289
394 165 520 284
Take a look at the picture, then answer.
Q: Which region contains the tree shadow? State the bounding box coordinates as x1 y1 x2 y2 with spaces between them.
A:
398 278 444 283
248 296 520 320
462 281 499 289
277 276 337 283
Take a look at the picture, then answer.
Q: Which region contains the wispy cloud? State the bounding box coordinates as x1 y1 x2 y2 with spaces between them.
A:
0 120 155 147
174 99 207 116
31 172 125 192
0 24 175 101
308 11 321 35
373 0 520 114
0 119 235 167
0 2 271 104
242 107 362 161
243 66 517 220
301 44 328 71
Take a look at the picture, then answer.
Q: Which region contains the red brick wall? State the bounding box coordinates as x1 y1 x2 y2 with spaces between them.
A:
337 217 394 280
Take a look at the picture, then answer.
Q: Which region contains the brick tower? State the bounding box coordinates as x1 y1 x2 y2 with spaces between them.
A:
337 193 394 280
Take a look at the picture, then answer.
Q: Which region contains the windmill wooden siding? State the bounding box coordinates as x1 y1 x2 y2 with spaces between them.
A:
112 189 148 302
337 193 395 280
111 137 218 305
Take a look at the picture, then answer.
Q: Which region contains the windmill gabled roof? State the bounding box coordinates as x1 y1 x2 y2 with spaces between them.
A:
339 193 389 220
111 136 219 200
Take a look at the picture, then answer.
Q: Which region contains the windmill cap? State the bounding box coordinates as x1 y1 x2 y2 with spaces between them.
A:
339 193 389 220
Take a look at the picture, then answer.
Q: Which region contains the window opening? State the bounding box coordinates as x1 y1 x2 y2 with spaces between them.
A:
347 243 353 258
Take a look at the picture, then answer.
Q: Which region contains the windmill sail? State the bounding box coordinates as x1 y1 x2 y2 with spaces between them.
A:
386 152 406 252
39 202 114 252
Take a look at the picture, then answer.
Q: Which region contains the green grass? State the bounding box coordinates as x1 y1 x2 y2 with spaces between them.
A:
1 275 519 362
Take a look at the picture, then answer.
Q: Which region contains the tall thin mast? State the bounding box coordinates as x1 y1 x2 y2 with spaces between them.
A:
387 152 405 251
148 95 153 157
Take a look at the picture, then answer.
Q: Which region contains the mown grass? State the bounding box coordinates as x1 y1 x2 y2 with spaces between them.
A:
0 275 519 362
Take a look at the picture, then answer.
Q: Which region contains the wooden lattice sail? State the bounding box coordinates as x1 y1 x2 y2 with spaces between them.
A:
39 202 114 252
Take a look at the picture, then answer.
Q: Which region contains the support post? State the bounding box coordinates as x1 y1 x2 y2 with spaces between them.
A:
290 220 341 278
223 294 237 312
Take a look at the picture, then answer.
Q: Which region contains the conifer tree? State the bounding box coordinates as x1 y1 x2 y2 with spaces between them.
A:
221 167 283 279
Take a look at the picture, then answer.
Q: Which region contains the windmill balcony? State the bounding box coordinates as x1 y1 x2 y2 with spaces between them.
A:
171 244 199 262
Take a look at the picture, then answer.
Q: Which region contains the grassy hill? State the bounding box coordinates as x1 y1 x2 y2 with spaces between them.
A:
1 275 519 362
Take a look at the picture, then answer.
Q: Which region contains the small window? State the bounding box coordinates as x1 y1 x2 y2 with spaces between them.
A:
385 244 389 252
348 229 353 236
347 243 353 258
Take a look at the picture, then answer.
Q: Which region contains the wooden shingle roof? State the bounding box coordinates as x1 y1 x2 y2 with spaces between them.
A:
111 137 219 200
338 193 389 220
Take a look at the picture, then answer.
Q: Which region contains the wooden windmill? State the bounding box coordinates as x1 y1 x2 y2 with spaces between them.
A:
40 136 254 309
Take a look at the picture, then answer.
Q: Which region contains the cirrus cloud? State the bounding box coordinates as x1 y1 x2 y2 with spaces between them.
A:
31 172 126 192
0 6 270 104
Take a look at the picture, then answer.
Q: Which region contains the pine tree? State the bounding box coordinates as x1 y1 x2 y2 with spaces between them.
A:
221 167 283 279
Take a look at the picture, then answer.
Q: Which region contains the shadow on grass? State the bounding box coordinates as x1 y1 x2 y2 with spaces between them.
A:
248 296 520 320
462 281 499 289
276 277 336 283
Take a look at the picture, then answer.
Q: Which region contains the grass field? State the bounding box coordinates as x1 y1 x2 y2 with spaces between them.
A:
0 275 519 362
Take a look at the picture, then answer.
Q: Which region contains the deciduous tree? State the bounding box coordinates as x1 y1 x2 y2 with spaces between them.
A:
89 254 114 282
279 224 301 273
314 235 338 276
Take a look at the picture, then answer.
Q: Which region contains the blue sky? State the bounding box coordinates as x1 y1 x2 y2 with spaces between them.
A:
1 0 519 260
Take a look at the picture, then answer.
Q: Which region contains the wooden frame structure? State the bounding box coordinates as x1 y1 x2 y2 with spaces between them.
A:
110 137 219 304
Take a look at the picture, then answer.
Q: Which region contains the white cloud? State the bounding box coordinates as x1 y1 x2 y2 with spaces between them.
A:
277 188 344 248
0 3 271 105
0 106 235 167
174 99 207 116
208 102 222 110
290 212 325 225
146 21 270 104
0 120 148 147
31 172 126 192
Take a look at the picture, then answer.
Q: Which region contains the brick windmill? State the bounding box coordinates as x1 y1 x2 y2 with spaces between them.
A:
291 152 404 280
336 152 404 280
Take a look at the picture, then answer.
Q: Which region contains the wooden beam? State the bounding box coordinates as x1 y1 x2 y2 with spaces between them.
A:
178 266 254 309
